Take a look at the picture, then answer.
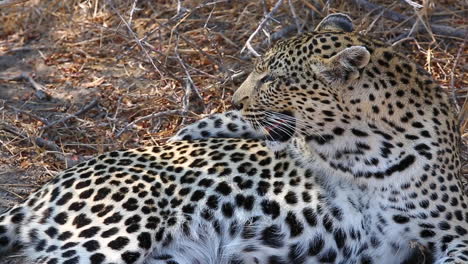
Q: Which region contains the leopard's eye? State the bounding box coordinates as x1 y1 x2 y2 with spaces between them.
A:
259 75 275 83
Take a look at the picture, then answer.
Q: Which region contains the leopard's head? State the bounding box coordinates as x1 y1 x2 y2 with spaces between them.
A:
233 13 459 183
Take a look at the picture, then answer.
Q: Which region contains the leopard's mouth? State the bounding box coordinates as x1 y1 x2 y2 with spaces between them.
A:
255 111 296 142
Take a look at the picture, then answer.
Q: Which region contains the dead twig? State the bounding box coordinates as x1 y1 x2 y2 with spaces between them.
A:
451 40 465 114
0 183 38 187
181 80 194 125
459 99 468 135
241 0 284 57
264 24 297 44
5 45 50 53
455 39 468 129
174 37 205 119
153 21 226 72
127 0 139 25
118 44 183 82
20 73 50 101
351 0 467 39
40 99 99 131
0 72 50 100
391 37 416 46
33 137 62 153
121 0 228 75
107 0 165 78
0 186 24 200
0 0 28 8
116 109 189 138
288 0 301 33
3 104 50 126
151 0 230 33
402 0 423 9
239 24 297 61
0 123 85 168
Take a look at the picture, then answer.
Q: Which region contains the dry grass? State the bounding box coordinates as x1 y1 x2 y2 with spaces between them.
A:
0 0 467 207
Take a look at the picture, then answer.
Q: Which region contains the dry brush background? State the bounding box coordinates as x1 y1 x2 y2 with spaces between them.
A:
0 1 466 261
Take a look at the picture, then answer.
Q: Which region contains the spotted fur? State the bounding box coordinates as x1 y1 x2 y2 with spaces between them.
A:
0 14 466 264
169 111 262 142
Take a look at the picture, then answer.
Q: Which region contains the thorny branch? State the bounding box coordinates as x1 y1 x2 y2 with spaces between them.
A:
154 0 230 31
454 39 467 125
0 123 88 168
288 0 302 33
352 0 467 39
107 0 166 78
40 99 99 131
241 0 284 57
4 104 50 126
174 37 205 123
153 20 226 72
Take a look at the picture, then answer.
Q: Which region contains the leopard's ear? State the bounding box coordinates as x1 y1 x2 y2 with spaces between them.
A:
320 46 370 84
315 13 354 33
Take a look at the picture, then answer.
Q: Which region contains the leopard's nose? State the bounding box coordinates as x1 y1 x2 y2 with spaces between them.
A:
232 94 250 110
231 100 244 110
232 74 255 110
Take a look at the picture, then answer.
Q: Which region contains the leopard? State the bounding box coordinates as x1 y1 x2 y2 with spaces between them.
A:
0 13 467 264
170 110 263 142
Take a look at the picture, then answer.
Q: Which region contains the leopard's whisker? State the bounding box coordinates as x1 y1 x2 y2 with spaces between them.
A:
264 111 323 138
267 112 322 134
261 119 296 137
252 118 275 141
